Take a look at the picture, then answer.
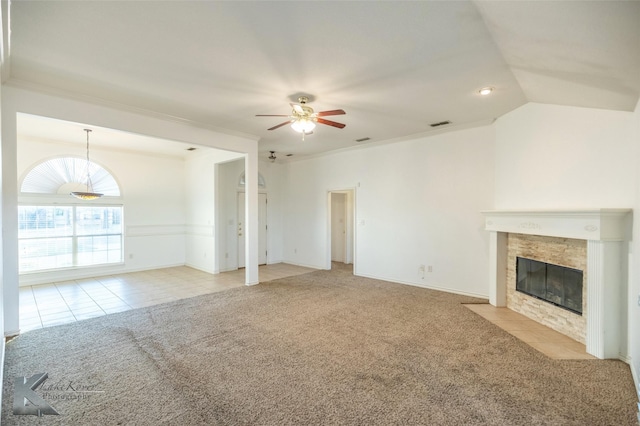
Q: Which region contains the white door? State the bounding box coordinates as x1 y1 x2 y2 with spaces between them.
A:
331 193 346 262
238 192 267 267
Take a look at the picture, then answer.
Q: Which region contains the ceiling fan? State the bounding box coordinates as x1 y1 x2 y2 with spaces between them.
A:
257 96 346 140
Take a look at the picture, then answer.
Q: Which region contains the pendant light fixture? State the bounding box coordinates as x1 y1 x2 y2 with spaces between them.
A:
70 129 103 200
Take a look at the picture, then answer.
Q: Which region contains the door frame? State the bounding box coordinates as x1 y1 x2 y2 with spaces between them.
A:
326 188 356 272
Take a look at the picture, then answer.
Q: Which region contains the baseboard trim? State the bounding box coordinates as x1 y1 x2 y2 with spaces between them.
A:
0 335 4 418
355 272 489 300
4 329 19 339
629 359 640 422
281 260 325 270
184 263 216 275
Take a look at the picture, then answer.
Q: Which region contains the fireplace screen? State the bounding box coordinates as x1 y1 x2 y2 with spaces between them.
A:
516 257 583 315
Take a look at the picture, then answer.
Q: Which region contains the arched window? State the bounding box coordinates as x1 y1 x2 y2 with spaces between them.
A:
238 172 266 189
21 157 120 196
18 157 123 273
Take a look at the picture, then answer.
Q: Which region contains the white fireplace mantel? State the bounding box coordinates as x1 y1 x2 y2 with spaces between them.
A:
483 209 631 241
481 209 632 359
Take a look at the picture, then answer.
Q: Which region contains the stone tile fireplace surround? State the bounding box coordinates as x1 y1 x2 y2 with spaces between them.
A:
507 233 587 343
483 209 631 359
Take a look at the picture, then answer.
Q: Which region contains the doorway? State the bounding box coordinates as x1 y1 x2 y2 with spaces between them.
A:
331 193 347 262
328 189 355 270
238 192 267 267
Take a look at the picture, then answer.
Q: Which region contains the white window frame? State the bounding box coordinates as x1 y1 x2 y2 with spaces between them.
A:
18 203 124 274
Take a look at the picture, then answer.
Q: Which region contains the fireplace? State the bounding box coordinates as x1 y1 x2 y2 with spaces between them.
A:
482 209 631 359
507 233 587 343
516 257 583 315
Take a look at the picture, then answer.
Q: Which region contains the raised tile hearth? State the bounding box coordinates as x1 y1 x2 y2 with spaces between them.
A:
464 304 595 360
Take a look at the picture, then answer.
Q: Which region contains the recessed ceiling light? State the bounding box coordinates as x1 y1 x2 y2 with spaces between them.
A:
478 87 494 96
355 137 371 143
186 147 197 151
286 154 293 157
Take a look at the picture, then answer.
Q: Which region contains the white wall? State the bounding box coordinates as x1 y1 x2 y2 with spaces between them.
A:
260 159 285 264
631 99 640 401
0 39 5 412
184 151 216 273
17 137 188 285
494 101 639 398
282 125 496 298
494 103 636 209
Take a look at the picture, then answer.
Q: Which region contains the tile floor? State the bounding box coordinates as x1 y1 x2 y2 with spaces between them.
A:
464 303 595 360
19 263 316 333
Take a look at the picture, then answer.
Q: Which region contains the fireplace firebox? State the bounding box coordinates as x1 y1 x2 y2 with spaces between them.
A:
516 257 583 315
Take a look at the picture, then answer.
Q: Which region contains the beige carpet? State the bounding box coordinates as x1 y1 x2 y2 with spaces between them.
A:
2 266 637 425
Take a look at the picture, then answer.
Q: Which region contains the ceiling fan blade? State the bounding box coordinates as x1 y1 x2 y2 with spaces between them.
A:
267 121 292 131
316 118 346 129
290 103 305 114
256 114 289 117
316 109 346 117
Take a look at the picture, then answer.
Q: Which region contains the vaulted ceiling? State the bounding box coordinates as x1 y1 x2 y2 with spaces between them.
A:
8 1 640 160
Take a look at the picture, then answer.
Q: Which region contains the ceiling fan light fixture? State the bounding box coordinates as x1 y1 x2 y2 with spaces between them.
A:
291 118 316 133
257 97 344 138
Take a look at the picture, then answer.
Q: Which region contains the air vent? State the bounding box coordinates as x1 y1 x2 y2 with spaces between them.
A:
355 137 371 142
429 121 451 128
186 147 197 151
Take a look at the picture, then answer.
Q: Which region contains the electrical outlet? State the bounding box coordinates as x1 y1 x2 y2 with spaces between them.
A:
637 294 640 306
428 265 433 273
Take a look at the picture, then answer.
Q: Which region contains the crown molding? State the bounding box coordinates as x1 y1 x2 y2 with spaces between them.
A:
3 78 260 142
